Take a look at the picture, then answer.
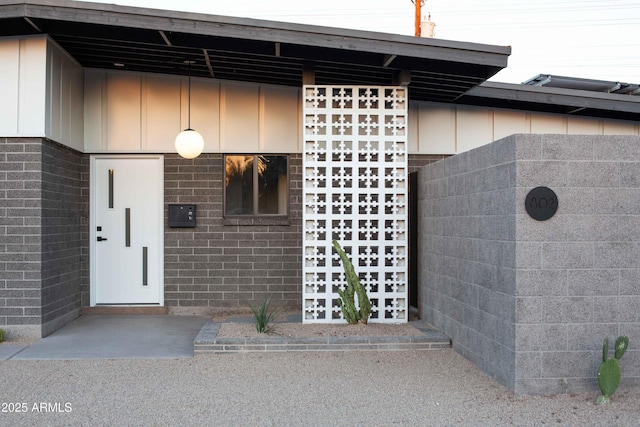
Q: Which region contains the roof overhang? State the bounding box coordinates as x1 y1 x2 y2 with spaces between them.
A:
0 0 511 103
459 81 640 121
523 74 640 96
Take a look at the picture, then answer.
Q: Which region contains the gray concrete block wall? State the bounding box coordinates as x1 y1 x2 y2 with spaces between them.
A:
513 134 640 394
0 138 85 339
0 138 43 338
79 155 90 308
40 140 85 336
419 134 640 395
164 153 303 313
418 137 518 389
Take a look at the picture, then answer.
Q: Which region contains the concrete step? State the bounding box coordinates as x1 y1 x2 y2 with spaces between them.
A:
81 306 169 315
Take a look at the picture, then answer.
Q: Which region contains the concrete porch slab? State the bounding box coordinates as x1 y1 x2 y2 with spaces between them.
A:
0 345 28 360
11 315 207 360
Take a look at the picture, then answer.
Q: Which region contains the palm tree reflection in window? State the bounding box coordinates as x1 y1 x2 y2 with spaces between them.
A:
225 155 288 215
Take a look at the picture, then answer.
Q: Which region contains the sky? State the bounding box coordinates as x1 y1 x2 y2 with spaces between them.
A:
80 0 639 84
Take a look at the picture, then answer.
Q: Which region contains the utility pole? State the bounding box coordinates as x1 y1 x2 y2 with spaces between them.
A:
414 0 425 36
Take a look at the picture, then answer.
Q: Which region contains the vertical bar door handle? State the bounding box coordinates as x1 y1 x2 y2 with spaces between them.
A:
142 246 148 286
108 169 114 208
125 208 131 247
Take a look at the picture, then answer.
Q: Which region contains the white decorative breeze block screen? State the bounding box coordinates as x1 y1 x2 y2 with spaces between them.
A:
302 86 408 323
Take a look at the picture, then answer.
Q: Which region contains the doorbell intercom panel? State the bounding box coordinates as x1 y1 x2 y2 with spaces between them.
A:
168 204 196 227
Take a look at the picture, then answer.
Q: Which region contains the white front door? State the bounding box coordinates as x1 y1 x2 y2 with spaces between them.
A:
90 155 164 305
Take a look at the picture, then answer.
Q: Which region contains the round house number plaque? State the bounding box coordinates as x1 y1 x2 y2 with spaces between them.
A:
525 187 558 221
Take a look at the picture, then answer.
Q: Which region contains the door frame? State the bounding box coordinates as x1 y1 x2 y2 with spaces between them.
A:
89 154 165 306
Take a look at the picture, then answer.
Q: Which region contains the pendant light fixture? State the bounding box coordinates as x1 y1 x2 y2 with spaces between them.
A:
175 59 204 159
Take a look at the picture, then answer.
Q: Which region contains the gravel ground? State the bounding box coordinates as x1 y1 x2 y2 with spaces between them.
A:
1 349 638 426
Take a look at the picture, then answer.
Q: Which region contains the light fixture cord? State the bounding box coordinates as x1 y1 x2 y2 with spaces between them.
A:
187 59 192 129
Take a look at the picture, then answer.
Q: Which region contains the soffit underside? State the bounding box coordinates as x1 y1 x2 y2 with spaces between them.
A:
0 4 508 103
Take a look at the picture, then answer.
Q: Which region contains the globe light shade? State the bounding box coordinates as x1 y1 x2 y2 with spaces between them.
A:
175 128 204 159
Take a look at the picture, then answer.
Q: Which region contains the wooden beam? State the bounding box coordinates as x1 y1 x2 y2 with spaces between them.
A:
203 49 215 77
303 64 315 85
383 54 397 67
159 30 172 46
394 70 411 86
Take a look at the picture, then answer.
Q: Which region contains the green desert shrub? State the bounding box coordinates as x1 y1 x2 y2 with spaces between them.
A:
248 295 277 334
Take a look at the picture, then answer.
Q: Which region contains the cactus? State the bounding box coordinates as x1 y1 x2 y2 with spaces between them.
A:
0 328 4 343
614 336 629 360
596 336 629 404
332 240 371 324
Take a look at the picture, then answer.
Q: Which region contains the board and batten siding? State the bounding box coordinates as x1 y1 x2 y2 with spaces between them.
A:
83 69 302 154
84 71 640 156
408 101 640 155
3 36 638 156
0 36 83 150
0 37 45 137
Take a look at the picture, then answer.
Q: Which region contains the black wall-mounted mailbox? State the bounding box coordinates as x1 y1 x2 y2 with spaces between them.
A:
168 204 196 227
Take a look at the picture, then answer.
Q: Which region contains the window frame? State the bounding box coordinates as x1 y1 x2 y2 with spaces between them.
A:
223 154 290 218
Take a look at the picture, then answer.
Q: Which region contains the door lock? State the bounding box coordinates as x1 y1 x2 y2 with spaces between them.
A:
97 236 108 242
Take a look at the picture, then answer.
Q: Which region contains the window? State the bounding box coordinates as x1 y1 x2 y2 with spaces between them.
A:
224 155 288 216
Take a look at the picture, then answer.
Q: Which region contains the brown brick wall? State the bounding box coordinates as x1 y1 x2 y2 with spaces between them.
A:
164 153 303 314
1 147 436 327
